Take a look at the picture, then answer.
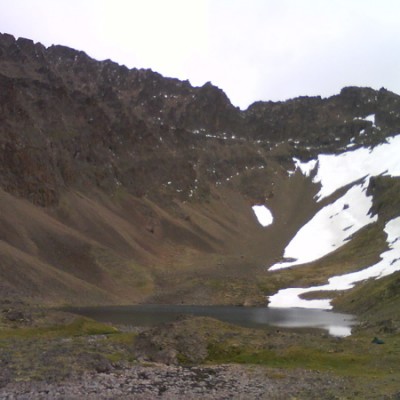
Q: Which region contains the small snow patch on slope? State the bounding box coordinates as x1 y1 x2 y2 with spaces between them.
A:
365 113 376 125
252 205 273 227
354 113 376 126
293 158 317 177
268 216 400 310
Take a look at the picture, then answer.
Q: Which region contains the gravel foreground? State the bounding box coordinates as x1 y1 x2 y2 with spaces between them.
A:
0 363 349 400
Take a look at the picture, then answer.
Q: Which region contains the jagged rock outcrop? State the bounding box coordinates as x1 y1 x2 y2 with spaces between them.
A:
2 33 400 207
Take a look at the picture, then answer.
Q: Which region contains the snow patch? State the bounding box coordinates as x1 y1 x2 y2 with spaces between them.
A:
268 216 400 309
293 158 317 177
314 135 400 200
365 114 376 125
268 287 332 309
269 182 377 270
354 114 376 126
252 205 273 227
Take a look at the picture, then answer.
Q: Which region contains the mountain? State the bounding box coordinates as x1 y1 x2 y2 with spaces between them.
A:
1 32 400 312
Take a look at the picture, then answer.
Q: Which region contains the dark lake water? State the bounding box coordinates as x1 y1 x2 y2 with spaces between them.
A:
66 304 356 337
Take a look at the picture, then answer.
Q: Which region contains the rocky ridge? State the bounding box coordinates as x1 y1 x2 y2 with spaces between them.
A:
2 33 400 207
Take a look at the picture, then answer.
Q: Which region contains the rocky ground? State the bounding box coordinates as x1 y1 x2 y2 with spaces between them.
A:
0 363 350 400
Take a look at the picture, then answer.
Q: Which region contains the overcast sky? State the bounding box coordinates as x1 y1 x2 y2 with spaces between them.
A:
1 0 399 109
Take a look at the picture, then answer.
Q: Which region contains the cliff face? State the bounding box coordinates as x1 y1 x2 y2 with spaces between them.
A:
1 33 400 306
2 33 400 208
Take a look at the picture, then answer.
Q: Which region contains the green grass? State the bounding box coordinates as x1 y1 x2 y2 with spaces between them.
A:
206 331 400 382
334 270 400 323
208 344 367 374
90 246 155 302
0 317 118 340
2 312 400 398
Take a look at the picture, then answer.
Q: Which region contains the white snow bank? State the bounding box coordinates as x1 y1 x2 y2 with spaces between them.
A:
313 134 400 200
268 287 332 309
269 182 377 270
268 216 400 309
252 205 273 227
272 135 400 270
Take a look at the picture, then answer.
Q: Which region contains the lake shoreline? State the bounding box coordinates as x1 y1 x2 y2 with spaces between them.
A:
64 303 357 337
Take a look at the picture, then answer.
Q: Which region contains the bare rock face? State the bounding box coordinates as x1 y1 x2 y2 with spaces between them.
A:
1 33 400 207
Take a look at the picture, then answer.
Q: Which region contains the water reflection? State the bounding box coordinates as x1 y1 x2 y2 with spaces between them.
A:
67 304 356 337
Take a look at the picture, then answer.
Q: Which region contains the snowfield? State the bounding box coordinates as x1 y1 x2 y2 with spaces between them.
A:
271 134 400 270
268 216 400 310
314 134 400 200
269 182 377 270
268 134 400 309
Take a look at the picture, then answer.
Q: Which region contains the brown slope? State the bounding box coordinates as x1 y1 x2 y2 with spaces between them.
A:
0 188 154 304
0 164 322 306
